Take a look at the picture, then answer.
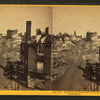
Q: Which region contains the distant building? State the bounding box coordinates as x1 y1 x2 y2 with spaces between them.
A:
86 31 97 41
7 29 18 39
0 33 2 38
74 31 82 39
71 31 82 41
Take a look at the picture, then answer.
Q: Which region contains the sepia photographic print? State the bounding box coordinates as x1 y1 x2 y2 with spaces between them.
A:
51 6 100 91
0 6 52 90
0 5 100 95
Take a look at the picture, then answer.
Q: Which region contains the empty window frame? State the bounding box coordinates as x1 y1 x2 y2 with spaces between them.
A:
37 62 44 73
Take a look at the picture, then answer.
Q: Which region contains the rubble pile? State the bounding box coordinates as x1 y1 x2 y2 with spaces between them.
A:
34 79 45 90
0 34 22 67
28 76 45 90
52 42 79 80
52 50 68 79
84 41 100 63
6 41 20 62
0 38 7 66
51 32 88 81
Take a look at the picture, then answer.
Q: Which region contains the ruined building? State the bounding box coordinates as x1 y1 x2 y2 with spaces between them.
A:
20 21 51 89
86 31 97 41
7 29 18 39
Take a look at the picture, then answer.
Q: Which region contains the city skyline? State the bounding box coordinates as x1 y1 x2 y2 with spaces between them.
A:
0 6 100 37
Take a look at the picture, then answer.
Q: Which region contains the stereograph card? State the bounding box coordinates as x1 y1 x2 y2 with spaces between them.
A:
0 5 99 96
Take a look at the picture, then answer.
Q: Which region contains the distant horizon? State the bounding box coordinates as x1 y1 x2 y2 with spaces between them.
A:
0 6 100 38
52 7 100 37
53 31 100 38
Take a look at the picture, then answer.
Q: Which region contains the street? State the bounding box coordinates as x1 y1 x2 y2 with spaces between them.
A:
52 48 95 91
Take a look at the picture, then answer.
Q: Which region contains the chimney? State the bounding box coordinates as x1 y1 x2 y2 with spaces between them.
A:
74 31 76 36
26 21 31 41
36 28 41 35
45 27 49 35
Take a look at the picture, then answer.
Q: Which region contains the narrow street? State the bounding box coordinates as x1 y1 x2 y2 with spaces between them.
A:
52 48 92 91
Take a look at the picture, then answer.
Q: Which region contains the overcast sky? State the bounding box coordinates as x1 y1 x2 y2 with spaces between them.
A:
0 6 51 36
52 7 100 37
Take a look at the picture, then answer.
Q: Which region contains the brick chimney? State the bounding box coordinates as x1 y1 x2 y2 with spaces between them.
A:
26 21 31 41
